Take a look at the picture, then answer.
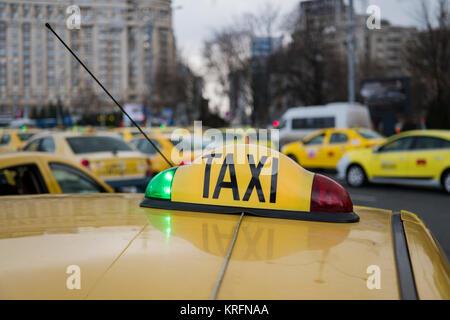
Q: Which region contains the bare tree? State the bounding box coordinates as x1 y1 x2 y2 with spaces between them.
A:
202 3 282 127
268 11 347 113
404 0 450 128
71 84 103 117
203 25 251 123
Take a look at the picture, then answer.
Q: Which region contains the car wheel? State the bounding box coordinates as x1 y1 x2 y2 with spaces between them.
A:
346 165 367 188
287 154 298 163
442 171 450 194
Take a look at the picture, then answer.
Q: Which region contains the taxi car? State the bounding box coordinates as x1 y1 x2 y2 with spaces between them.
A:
337 130 450 193
22 132 151 191
0 152 113 195
111 127 153 142
281 128 385 169
130 134 180 174
0 144 448 300
0 128 42 153
130 134 216 174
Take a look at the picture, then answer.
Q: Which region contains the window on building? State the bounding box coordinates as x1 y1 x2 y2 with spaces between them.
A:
10 4 19 18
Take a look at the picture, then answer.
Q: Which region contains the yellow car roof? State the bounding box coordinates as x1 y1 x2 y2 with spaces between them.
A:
31 131 121 139
0 151 83 164
0 193 400 299
0 128 42 134
397 130 450 140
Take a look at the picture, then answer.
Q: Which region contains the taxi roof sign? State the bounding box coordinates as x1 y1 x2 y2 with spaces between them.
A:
141 145 358 223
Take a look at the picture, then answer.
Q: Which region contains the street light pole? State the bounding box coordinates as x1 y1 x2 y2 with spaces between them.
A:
347 0 356 104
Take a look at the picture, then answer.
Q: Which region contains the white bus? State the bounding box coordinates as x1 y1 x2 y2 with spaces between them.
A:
278 102 372 146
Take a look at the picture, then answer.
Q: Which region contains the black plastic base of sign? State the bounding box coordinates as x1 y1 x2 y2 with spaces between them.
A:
140 197 360 223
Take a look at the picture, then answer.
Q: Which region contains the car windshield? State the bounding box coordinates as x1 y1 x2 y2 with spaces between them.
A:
66 136 133 154
357 129 383 140
132 138 162 155
17 133 35 141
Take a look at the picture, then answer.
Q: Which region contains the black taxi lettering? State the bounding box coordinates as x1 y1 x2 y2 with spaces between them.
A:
243 155 267 202
213 153 240 200
202 153 279 203
202 153 222 198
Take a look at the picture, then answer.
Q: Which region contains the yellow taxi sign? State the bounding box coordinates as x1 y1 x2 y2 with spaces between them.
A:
141 145 358 223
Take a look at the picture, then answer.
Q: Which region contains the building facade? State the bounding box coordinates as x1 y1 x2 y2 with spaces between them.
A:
0 0 175 123
299 0 416 77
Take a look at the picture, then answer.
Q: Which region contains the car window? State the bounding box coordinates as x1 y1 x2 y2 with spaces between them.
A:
130 139 140 148
378 137 415 152
66 136 133 154
412 136 450 150
0 164 48 195
17 133 35 142
23 138 41 151
39 137 55 153
303 133 326 146
357 129 384 140
329 133 349 144
134 138 161 155
0 133 11 145
292 117 335 129
49 163 106 194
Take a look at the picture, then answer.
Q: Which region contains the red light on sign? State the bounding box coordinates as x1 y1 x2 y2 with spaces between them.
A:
310 174 353 213
273 120 279 128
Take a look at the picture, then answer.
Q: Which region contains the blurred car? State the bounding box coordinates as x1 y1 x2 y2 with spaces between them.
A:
0 152 113 196
337 130 450 193
111 127 152 142
282 128 385 169
23 132 151 192
130 134 180 174
0 145 448 299
130 134 214 174
0 128 42 153
277 103 372 145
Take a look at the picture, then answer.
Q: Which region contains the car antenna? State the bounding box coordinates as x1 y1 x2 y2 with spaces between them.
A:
45 23 174 167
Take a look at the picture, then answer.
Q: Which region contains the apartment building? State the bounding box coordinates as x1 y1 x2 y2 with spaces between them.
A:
0 0 175 122
299 0 416 77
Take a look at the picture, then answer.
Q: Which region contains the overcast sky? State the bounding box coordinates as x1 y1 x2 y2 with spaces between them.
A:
173 0 436 70
171 0 439 111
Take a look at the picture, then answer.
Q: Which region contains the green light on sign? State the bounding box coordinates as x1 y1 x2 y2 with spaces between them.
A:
145 167 178 200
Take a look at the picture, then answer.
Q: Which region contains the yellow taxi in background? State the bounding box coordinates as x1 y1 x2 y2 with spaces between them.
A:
130 134 214 174
0 152 113 195
23 132 151 191
0 128 42 153
0 144 448 299
111 127 152 142
338 130 450 193
281 128 385 169
130 134 179 174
